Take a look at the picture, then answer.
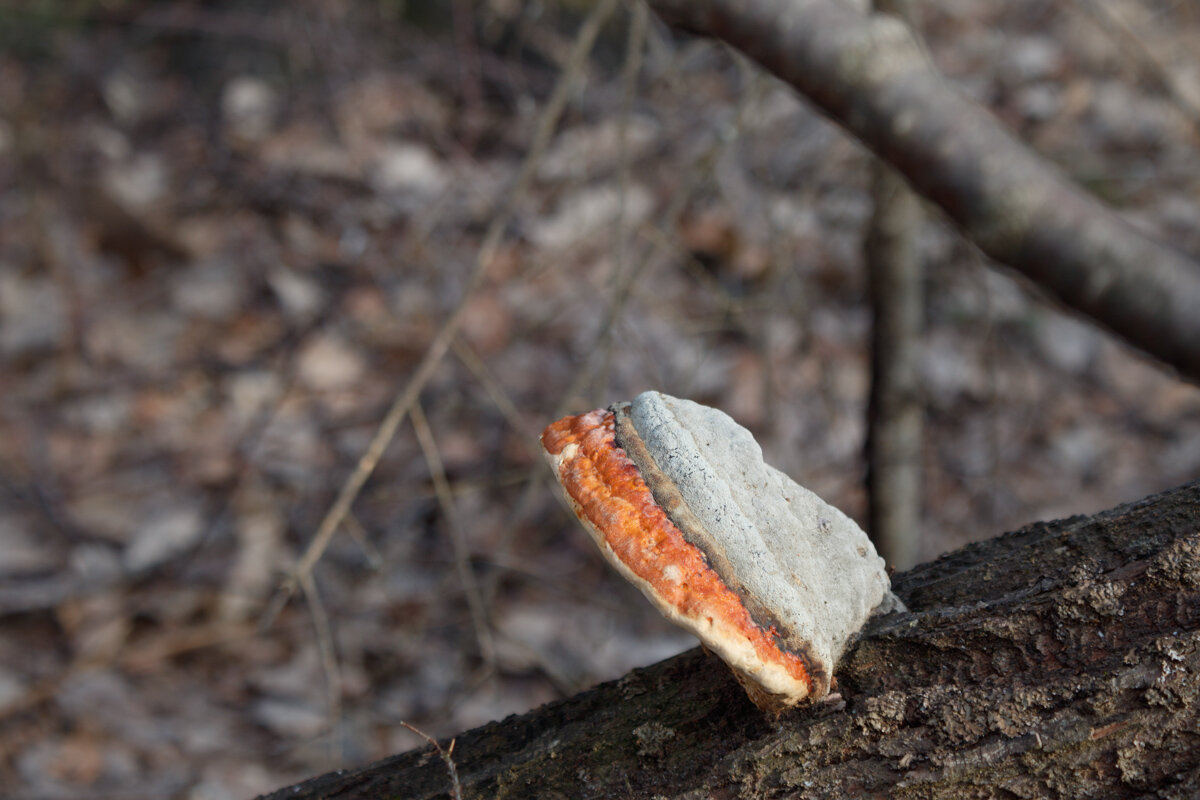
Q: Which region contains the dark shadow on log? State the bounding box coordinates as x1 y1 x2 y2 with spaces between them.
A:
260 480 1200 799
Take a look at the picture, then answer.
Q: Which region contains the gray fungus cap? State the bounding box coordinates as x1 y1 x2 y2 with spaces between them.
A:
541 390 902 711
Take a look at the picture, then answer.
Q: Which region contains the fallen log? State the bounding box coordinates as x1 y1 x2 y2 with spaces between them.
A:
260 479 1200 799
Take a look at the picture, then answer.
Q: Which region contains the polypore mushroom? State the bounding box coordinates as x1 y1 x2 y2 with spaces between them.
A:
541 391 902 712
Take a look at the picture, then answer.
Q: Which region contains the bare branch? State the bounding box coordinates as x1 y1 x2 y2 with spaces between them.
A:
866 0 925 569
398 722 463 800
259 0 622 628
866 163 925 569
648 0 1200 382
411 401 496 670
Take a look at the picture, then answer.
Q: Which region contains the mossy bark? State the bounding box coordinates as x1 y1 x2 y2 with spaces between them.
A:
260 480 1200 799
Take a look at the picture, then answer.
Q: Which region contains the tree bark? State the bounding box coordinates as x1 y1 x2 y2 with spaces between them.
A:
647 0 1200 384
259 480 1200 799
866 161 925 571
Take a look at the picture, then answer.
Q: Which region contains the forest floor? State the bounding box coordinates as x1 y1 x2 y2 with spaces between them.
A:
1 1 1199 797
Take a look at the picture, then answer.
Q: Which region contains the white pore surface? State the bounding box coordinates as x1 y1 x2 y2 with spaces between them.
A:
629 391 894 675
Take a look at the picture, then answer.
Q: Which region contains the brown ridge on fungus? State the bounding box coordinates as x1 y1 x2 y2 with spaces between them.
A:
541 409 814 701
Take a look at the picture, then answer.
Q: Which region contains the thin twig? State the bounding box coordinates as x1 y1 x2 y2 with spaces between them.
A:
451 336 538 445
400 722 463 800
452 0 484 151
260 0 621 629
410 400 497 670
1073 0 1200 137
482 27 770 605
299 570 343 765
341 512 384 570
613 1 649 283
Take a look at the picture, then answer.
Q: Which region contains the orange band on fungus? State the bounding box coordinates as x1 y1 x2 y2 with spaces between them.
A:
541 409 812 694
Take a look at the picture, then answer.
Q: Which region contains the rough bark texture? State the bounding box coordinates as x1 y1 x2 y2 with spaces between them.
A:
647 0 1200 383
260 480 1200 799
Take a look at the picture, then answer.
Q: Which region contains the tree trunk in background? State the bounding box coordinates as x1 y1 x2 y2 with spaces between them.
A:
259 480 1200 799
865 0 925 571
866 160 925 570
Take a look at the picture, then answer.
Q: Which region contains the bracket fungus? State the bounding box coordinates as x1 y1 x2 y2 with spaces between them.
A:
541 391 902 712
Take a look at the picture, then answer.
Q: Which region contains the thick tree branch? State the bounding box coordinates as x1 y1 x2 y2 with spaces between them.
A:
260 480 1200 798
649 0 1200 382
